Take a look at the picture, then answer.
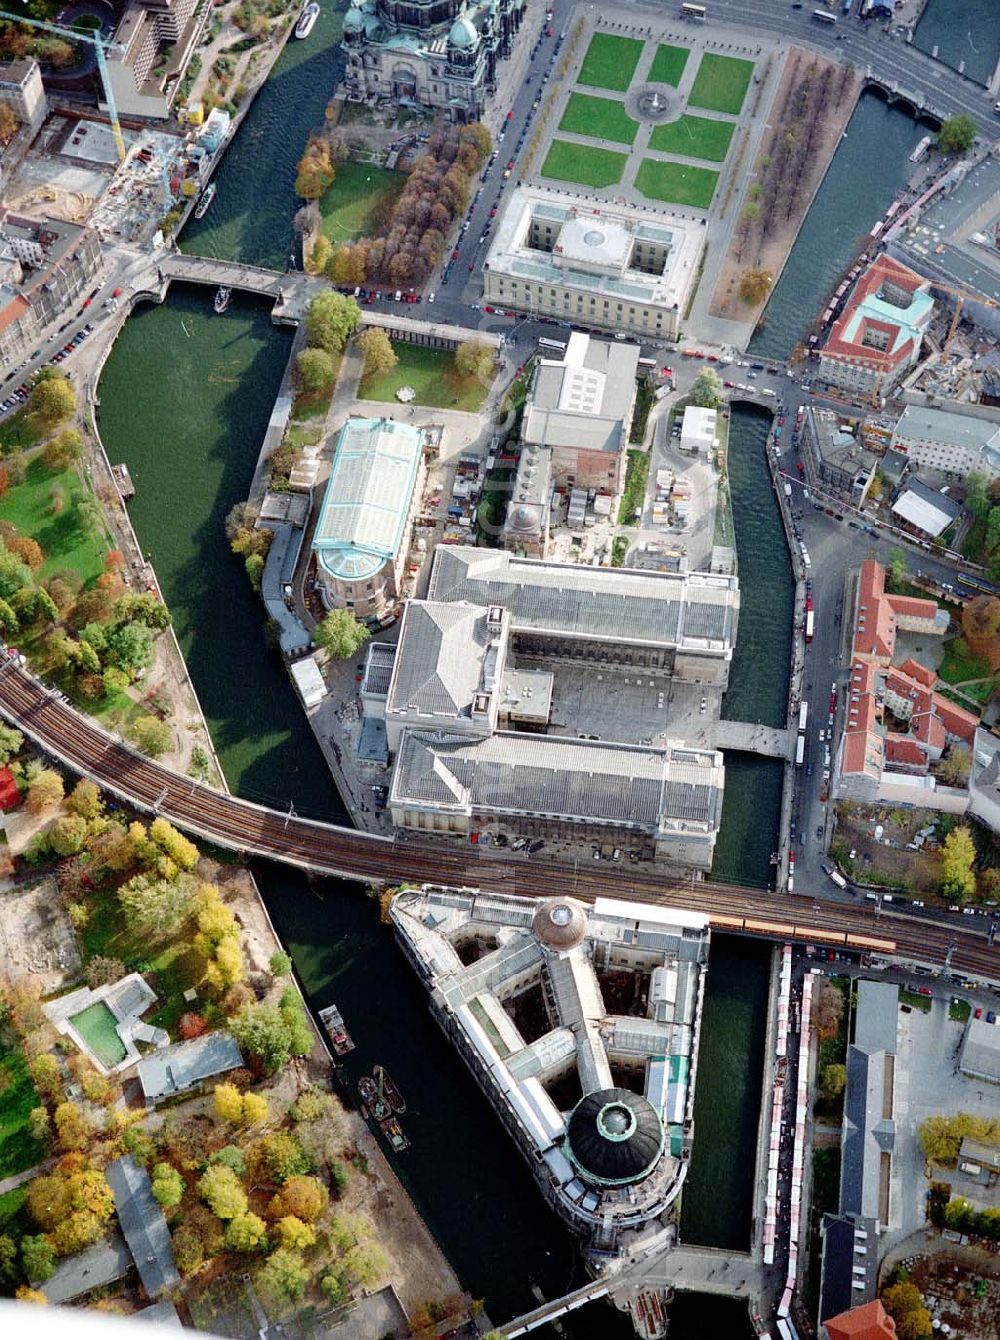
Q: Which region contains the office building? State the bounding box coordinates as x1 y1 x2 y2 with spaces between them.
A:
818 256 933 397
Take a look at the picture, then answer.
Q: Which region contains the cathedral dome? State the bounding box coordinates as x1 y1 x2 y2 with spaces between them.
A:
448 15 479 48
343 6 364 31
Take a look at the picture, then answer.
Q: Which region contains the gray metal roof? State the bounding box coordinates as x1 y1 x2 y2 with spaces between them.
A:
960 1016 1000 1083
523 334 640 455
854 980 898 1056
41 1233 131 1303
893 405 1000 453
819 1213 878 1323
427 546 737 654
387 601 502 721
362 641 397 698
390 730 722 833
105 1156 180 1298
137 1031 243 1101
134 1301 183 1326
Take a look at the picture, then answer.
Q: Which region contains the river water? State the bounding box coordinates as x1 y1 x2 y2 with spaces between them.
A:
92 16 926 1335
749 92 928 363
912 0 999 87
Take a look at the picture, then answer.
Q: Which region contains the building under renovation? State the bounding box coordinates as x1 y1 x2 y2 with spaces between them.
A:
391 886 710 1263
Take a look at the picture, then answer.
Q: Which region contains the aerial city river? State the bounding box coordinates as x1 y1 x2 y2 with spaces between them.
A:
95 3 942 1330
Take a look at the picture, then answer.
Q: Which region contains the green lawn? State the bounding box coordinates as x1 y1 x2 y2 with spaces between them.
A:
949 997 972 1023
648 42 690 87
577 32 644 92
0 1034 45 1179
0 458 108 583
899 987 933 1014
559 92 639 145
688 53 755 115
541 139 627 189
318 162 406 244
938 637 992 687
618 449 650 524
635 158 719 208
649 114 735 162
357 342 490 412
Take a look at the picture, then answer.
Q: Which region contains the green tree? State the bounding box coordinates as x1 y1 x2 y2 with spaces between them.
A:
269 950 292 977
66 778 102 820
937 744 972 787
0 550 31 600
454 339 494 382
357 326 398 378
118 872 195 939
198 1164 248 1221
131 714 172 758
0 1233 18 1287
294 347 335 393
112 594 171 631
259 1132 311 1185
938 114 977 155
225 1211 268 1252
20 1235 55 1284
41 428 83 473
313 608 370 660
941 824 976 903
690 367 724 409
886 547 908 592
305 290 360 357
820 1062 847 1104
231 1001 306 1076
966 471 990 522
257 1247 309 1306
150 1163 184 1209
48 814 87 856
28 375 75 427
105 621 154 677
210 1146 247 1177
0 723 23 765
172 1224 205 1275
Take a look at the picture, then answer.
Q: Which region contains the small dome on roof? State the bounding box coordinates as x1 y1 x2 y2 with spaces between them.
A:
532 898 588 950
344 6 364 30
509 503 539 532
448 15 479 48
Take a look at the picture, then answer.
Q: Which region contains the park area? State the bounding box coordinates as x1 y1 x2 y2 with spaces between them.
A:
648 42 690 87
649 114 735 162
318 162 405 244
688 53 754 115
357 342 490 412
0 1031 45 1180
635 158 719 208
577 32 644 92
541 138 627 188
0 458 108 585
559 92 639 146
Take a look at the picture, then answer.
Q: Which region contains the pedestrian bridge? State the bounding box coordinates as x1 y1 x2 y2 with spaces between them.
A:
708 720 794 760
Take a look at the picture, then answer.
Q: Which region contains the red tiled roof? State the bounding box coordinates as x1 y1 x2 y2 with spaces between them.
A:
825 1300 897 1340
885 735 927 767
897 658 935 688
841 730 882 777
822 255 927 375
885 594 940 621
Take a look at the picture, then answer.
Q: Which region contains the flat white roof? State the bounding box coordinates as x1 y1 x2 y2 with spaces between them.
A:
593 898 710 931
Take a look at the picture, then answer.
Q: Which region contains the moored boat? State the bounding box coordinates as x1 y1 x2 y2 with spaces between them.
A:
373 1063 405 1115
294 2 319 38
382 1117 410 1152
213 286 231 314
318 1002 354 1056
194 182 216 219
358 1075 391 1123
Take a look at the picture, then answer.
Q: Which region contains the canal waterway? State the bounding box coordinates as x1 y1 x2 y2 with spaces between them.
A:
749 91 928 363
913 0 999 87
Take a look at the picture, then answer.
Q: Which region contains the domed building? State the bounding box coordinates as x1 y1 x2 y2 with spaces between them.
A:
341 0 526 123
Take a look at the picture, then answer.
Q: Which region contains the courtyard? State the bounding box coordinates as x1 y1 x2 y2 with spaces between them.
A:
536 26 752 211
357 342 491 413
318 161 405 244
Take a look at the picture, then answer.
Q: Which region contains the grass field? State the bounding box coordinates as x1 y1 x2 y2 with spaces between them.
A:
541 139 627 188
635 158 719 208
0 458 108 583
0 1034 45 1179
649 114 735 162
319 162 405 244
577 32 644 92
358 342 489 412
688 53 754 115
647 42 690 87
0 407 43 454
559 92 639 145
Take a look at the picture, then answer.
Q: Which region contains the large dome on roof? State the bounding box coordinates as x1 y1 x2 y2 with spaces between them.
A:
448 15 478 48
532 898 588 950
566 1088 664 1186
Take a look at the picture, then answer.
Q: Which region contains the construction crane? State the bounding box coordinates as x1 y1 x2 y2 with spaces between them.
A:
930 278 1000 354
0 9 127 161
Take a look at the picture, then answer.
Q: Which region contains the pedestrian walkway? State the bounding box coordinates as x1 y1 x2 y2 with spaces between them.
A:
0 1156 57 1197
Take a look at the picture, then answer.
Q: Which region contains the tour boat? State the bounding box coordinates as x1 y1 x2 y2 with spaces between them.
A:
373 1064 405 1115
294 2 319 39
194 183 216 219
213 286 231 314
317 1002 355 1056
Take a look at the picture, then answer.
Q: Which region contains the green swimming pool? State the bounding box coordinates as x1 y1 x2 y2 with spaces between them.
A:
70 1002 126 1068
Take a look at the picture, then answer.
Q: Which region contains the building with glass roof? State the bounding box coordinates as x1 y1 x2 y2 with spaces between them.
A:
311 417 427 621
341 0 525 123
483 187 704 341
390 885 710 1263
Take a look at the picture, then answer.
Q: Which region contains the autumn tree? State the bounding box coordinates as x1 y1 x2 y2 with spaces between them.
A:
66 779 102 821
150 1163 184 1209
962 595 1000 672
29 373 75 427
295 135 335 199
257 1247 310 1307
937 744 972 787
268 1175 328 1225
918 1113 1000 1166
225 1211 268 1252
313 608 370 660
131 714 172 758
26 769 64 815
820 1063 847 1104
305 290 360 357
812 979 844 1041
0 723 23 765
294 347 335 394
41 428 83 473
0 101 18 145
882 1282 932 1340
7 536 43 570
941 824 976 903
256 1131 311 1185
455 340 495 383
357 326 398 378
54 1102 91 1152
739 267 773 307
198 1164 248 1220
274 1215 315 1251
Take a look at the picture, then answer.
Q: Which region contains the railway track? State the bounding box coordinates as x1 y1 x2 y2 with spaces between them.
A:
1 664 996 984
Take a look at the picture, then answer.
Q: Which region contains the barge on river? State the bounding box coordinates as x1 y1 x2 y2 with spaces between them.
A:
317 1003 354 1056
